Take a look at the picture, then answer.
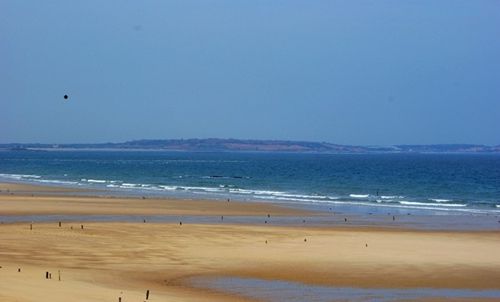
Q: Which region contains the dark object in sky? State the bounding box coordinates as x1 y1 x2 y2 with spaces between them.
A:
63 95 68 100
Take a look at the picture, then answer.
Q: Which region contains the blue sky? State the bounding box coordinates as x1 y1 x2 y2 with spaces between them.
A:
1 0 499 145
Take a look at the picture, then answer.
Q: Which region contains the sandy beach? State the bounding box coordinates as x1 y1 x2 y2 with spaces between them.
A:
1 183 500 301
0 182 309 217
4 0 499 299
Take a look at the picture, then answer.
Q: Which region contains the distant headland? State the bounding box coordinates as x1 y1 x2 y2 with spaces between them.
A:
1 139 499 153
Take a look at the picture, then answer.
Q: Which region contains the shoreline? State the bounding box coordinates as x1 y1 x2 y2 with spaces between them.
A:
0 182 311 218
1 182 499 231
1 182 500 301
2 172 499 217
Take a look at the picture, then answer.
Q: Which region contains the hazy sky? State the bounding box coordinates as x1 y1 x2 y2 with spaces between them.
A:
2 0 499 145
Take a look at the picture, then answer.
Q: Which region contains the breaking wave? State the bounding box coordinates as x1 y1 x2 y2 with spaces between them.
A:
1 172 499 214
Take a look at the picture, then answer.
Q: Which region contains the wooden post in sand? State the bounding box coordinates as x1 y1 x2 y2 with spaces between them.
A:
59 221 61 227
118 297 121 302
146 289 150 300
58 270 61 281
30 223 32 230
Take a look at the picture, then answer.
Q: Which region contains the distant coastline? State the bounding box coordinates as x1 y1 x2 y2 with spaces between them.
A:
1 138 499 153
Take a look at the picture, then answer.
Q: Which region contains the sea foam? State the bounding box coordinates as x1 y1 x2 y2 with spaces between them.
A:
430 198 451 203
0 173 42 180
350 194 369 198
86 179 107 184
399 201 466 207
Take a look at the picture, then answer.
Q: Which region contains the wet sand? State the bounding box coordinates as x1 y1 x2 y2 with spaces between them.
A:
0 183 308 217
1 183 500 301
0 182 89 193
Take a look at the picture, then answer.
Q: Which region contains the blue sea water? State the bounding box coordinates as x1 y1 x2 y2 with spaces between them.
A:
0 151 499 214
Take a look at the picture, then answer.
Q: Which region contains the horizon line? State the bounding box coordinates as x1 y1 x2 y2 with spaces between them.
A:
0 138 498 147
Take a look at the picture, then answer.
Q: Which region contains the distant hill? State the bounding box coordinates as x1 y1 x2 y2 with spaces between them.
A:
0 139 499 153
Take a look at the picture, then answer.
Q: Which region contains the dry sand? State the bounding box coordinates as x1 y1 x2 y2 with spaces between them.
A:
1 183 500 301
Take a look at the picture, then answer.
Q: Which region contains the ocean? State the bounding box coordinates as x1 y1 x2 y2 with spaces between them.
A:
1 150 499 215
